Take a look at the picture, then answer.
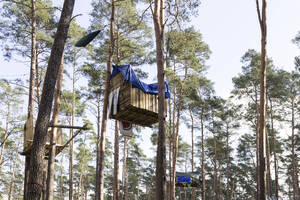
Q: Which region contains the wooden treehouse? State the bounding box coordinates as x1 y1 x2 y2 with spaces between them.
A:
109 65 169 127
23 117 63 157
22 117 87 158
175 171 201 188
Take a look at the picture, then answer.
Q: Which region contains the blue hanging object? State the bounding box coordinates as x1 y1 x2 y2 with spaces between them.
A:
111 65 170 98
176 176 191 183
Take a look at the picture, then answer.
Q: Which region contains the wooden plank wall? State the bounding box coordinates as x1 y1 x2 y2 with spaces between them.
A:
110 73 168 126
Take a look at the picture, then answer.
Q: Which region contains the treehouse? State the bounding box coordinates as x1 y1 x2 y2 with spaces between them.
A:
23 117 64 157
176 171 201 188
109 65 170 127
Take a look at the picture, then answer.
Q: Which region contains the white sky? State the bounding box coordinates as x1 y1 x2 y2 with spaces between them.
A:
1 0 299 97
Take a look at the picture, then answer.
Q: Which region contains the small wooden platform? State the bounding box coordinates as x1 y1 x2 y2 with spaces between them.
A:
22 140 64 158
175 182 201 188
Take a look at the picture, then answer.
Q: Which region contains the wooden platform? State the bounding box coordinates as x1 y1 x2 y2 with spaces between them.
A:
175 181 200 188
22 140 64 157
110 73 168 127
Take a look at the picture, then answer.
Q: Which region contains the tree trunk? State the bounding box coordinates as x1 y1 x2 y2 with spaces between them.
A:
113 11 120 199
95 0 115 199
0 102 10 175
69 50 77 200
26 0 75 199
79 133 87 200
8 138 21 200
291 98 298 200
122 137 128 200
24 0 37 198
35 51 41 105
59 154 65 200
256 0 267 199
113 120 120 200
255 85 260 200
226 122 231 200
213 134 218 200
46 52 64 200
265 128 272 198
69 111 74 198
189 109 195 200
171 63 187 200
168 98 173 200
269 99 279 199
42 161 47 200
153 0 167 199
170 61 176 200
95 94 101 200
219 164 223 200
201 107 205 200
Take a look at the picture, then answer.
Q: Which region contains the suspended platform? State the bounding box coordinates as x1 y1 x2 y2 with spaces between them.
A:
176 171 201 188
109 65 169 127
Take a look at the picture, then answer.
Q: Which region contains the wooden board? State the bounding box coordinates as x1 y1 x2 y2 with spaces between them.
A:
23 140 64 157
110 73 168 126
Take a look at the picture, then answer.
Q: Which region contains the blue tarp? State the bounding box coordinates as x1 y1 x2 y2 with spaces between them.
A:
110 65 170 98
176 176 191 183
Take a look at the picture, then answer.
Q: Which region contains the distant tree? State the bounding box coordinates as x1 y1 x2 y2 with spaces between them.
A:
0 81 24 175
255 0 268 198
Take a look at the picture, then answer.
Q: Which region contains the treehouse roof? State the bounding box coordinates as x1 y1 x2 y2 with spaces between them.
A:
111 65 170 98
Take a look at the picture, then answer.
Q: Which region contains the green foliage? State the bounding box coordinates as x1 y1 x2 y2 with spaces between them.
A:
60 90 86 116
0 0 55 60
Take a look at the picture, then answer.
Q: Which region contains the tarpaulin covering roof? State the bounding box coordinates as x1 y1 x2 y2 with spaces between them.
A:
176 176 191 183
111 65 170 98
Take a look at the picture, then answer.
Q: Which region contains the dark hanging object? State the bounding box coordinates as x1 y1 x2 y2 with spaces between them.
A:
75 30 100 47
175 171 201 188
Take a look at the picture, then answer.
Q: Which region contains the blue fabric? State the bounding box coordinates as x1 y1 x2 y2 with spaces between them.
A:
176 176 191 183
111 65 170 98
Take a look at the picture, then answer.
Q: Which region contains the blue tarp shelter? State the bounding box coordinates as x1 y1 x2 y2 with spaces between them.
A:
176 176 191 184
110 65 170 98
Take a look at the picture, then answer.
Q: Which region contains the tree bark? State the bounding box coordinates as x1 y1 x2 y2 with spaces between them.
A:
122 137 128 200
265 128 272 198
269 99 279 199
153 0 167 199
95 0 114 198
8 138 21 200
213 133 218 200
113 120 120 200
291 98 299 200
226 122 231 200
35 51 41 105
24 0 37 198
69 50 77 200
170 61 176 200
95 94 101 199
256 0 267 199
168 98 173 200
46 52 64 200
201 107 205 200
26 0 75 199
171 63 187 200
189 109 195 200
113 12 120 199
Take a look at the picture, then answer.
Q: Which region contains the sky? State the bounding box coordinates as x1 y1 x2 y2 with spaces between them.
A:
1 0 300 97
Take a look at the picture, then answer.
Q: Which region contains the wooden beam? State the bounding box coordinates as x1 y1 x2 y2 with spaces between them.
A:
48 124 88 130
56 123 88 154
